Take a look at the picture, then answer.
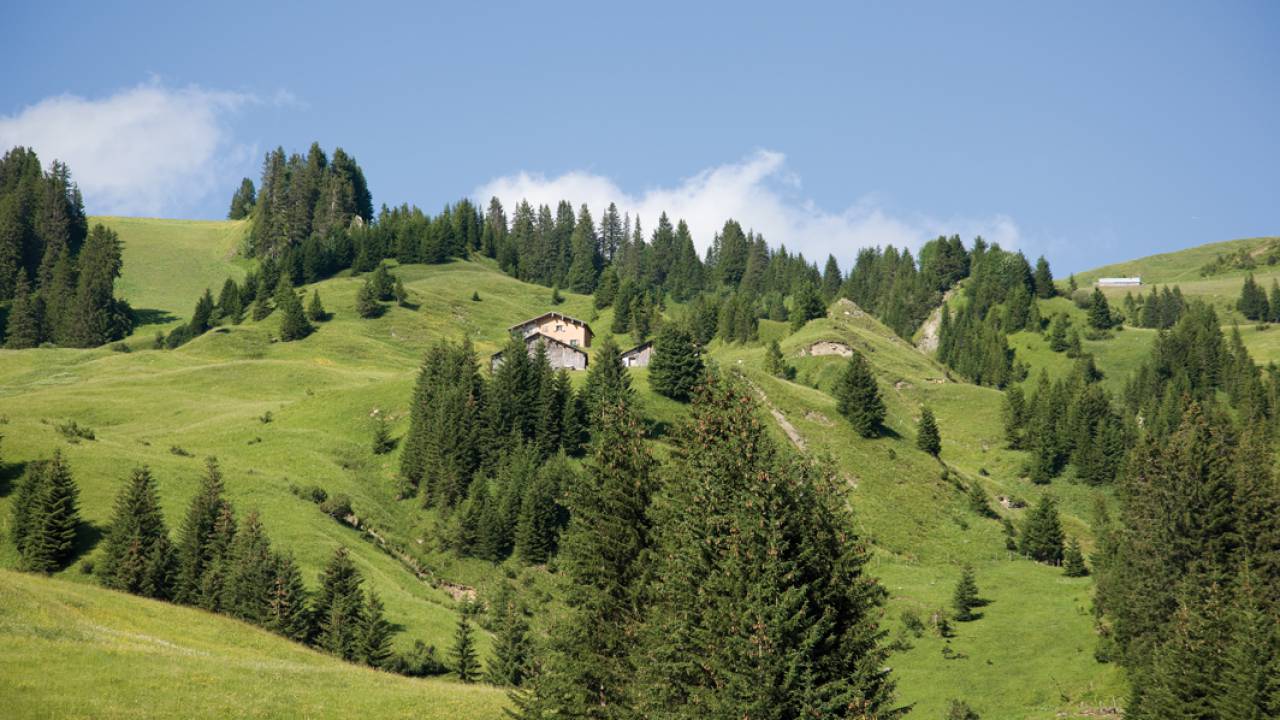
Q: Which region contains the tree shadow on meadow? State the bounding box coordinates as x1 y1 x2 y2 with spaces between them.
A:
132 308 178 327
70 521 105 567
0 460 28 498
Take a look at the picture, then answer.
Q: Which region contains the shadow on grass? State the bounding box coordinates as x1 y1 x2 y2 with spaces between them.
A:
70 521 104 565
0 460 28 498
133 308 179 326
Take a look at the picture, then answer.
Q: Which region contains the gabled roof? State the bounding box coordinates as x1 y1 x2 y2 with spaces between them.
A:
490 331 589 358
620 340 653 356
509 311 594 335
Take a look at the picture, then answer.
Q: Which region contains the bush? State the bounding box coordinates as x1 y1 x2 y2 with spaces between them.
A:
169 445 193 457
110 341 131 353
289 483 329 504
259 411 273 424
386 640 448 677
900 609 925 638
57 420 96 442
319 493 353 519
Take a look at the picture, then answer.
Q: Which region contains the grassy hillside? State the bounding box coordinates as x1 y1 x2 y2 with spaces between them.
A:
0 217 1126 718
0 569 507 719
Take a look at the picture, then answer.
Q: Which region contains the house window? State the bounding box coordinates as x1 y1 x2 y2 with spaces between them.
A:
570 339 579 347
555 324 565 332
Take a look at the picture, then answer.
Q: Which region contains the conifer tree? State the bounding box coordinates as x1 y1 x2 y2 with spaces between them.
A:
1088 289 1115 329
763 338 794 379
1063 537 1088 577
197 505 237 612
486 585 532 686
1033 255 1056 298
315 547 366 660
523 401 656 716
952 565 980 621
13 452 80 573
222 510 275 623
306 290 326 321
638 373 901 718
358 591 394 668
98 467 176 599
1048 313 1070 352
515 457 568 564
835 351 885 437
276 278 313 341
5 273 44 348
451 616 480 683
1019 494 1064 565
189 288 215 335
789 280 826 331
250 293 272 321
565 204 601 293
946 700 982 720
580 335 632 418
393 277 408 306
217 277 243 324
917 406 942 456
593 265 619 309
264 552 311 642
648 322 704 402
356 276 381 318
227 177 256 220
174 457 233 605
370 263 395 301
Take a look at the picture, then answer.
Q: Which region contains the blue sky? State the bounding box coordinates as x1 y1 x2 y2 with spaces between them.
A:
2 1 1277 273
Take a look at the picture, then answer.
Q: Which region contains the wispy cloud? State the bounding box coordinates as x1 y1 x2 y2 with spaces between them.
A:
475 150 1021 265
0 80 271 217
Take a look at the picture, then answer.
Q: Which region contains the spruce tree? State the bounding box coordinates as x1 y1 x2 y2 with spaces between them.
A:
952 565 980 621
1063 537 1089 577
314 546 365 660
14 451 81 573
514 457 568 564
917 406 942 456
523 400 656 716
356 277 381 318
763 338 793 379
189 288 215 335
648 322 704 402
580 335 632 418
250 293 272 321
638 373 901 718
217 278 243 324
1048 313 1069 352
197 505 237 612
307 290 326 321
1088 289 1114 329
393 277 408 306
98 467 176 599
451 616 480 683
835 351 885 437
358 591 394 668
5 273 44 348
276 280 312 341
1019 494 1064 564
174 457 233 604
486 585 531 686
789 280 826 331
227 178 256 220
1033 256 1056 298
264 552 312 642
222 510 275 623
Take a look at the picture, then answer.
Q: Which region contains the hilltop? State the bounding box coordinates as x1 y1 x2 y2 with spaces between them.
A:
0 216 1132 718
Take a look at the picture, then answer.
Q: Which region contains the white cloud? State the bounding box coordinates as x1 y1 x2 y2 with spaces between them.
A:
475 150 1021 265
0 81 258 217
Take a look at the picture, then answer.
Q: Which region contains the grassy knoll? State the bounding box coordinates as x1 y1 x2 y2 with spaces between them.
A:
0 569 507 720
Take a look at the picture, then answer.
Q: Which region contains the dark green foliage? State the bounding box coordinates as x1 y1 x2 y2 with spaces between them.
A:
306 290 326 321
393 276 408 306
936 303 1016 387
12 452 80 573
789 280 826 331
637 374 902 718
1019 495 1064 565
250 293 272 321
451 616 480 683
593 265 618 308
64 224 133 347
564 204 600 293
217 277 243 324
314 546 366 661
399 339 484 505
355 277 381 318
471 290 481 302
550 284 564 305
174 458 233 604
1063 537 1088 577
4 274 43 348
763 338 795 380
841 237 969 339
98 467 176 599
514 455 571 564
1048 313 1070 352
946 699 981 720
952 566 980 621
580 335 633 419
1087 288 1116 329
264 552 311 642
227 177 256 220
196 505 237 612
1002 385 1029 450
370 264 394 300
835 351 885 437
358 592 394 668
648 323 704 402
248 144 371 260
222 510 275 623
189 288 215 335
371 411 394 455
527 401 656 716
1238 272 1270 320
276 277 313 341
1033 255 1055 298
1132 285 1186 328
917 406 941 456
485 585 532 686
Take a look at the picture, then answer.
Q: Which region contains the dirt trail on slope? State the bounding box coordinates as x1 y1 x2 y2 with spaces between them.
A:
742 375 806 451
916 287 959 354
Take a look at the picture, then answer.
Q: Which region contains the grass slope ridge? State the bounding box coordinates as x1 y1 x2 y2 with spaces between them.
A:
0 569 506 719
